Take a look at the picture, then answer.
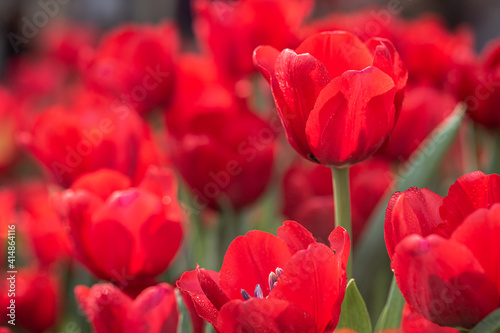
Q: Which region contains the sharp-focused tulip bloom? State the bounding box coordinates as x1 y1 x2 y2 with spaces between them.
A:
385 171 500 329
75 283 179 333
193 0 313 82
0 269 60 332
26 92 159 187
283 158 393 243
85 22 178 114
56 167 183 293
178 221 350 332
254 31 407 167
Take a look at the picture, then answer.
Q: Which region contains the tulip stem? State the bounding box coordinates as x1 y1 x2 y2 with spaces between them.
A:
489 131 500 174
332 167 352 278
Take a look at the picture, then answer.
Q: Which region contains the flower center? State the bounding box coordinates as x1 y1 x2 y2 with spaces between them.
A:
241 267 283 301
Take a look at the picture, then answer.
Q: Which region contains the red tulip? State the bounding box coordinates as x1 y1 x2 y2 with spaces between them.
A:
16 181 72 267
379 85 457 161
385 171 500 329
193 0 313 81
453 38 500 128
75 282 179 333
56 166 183 293
254 31 407 167
0 269 60 332
391 15 474 88
177 221 349 332
85 22 178 114
166 57 275 211
283 158 393 244
26 92 159 187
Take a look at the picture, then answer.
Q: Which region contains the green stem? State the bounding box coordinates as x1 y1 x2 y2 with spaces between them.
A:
489 131 500 174
332 167 352 278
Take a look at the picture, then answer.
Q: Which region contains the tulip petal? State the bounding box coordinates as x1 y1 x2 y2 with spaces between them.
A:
197 266 231 311
328 226 351 270
295 31 373 78
124 283 178 333
270 243 346 332
219 231 292 300
393 234 500 329
177 270 219 328
277 220 316 253
385 187 445 260
75 284 132 333
253 45 280 83
440 171 500 233
451 204 500 292
217 298 316 333
71 169 131 201
306 66 395 166
255 46 332 161
402 303 459 333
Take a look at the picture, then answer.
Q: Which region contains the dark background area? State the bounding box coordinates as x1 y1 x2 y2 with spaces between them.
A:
1 0 499 72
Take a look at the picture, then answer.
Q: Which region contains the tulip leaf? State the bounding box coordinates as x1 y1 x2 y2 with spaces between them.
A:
374 277 405 331
337 279 372 333
175 289 194 333
354 103 467 323
470 308 500 333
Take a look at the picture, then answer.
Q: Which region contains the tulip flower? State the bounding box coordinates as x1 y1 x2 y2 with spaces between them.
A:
166 55 275 211
379 85 457 162
0 269 60 332
177 221 350 332
26 92 159 187
75 283 179 333
193 0 313 81
385 171 500 329
85 22 178 114
56 166 183 294
253 30 407 167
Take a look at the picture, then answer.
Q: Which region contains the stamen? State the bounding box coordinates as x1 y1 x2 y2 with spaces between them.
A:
254 284 263 298
241 289 251 301
268 272 277 291
275 267 283 278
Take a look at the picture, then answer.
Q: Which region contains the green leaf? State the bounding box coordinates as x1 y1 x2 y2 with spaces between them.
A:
470 308 500 333
354 103 467 324
374 277 406 331
337 279 372 333
176 289 194 333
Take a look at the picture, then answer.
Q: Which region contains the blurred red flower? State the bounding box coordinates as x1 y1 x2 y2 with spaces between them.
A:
254 31 407 167
385 171 500 329
379 85 457 162
25 92 159 187
75 282 179 333
193 0 313 82
0 269 60 332
178 221 349 332
166 55 275 211
85 22 178 114
56 166 183 294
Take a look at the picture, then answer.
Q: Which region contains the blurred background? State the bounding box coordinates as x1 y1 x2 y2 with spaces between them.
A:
1 0 500 71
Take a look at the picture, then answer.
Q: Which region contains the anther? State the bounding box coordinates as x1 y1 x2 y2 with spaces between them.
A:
254 284 263 298
268 272 277 291
275 267 283 278
241 289 251 301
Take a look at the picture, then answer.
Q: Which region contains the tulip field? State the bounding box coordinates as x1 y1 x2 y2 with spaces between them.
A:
1 0 500 332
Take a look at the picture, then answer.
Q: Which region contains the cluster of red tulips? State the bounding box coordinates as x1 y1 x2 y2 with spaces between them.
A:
1 0 500 332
